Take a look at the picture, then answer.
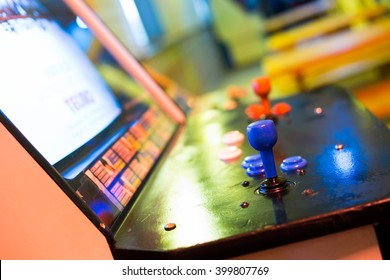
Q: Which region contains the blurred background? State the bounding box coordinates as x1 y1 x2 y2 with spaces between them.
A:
82 0 390 126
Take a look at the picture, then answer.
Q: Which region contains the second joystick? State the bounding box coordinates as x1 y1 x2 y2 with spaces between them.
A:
252 77 271 117
246 76 291 121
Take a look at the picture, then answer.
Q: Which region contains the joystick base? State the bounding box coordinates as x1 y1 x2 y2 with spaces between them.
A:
258 176 288 195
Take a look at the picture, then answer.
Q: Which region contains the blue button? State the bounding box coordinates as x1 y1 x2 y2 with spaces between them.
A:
241 154 262 169
280 156 308 172
246 162 265 177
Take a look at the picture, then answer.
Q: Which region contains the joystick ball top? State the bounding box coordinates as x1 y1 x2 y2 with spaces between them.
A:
247 120 277 151
252 77 271 98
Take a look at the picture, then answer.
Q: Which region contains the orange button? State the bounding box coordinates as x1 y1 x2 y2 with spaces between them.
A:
227 85 248 99
245 104 266 120
271 102 291 116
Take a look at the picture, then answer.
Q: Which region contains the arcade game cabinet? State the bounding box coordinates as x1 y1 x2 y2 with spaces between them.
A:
1 0 389 259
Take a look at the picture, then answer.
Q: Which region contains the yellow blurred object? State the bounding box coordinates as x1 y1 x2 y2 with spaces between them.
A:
210 0 265 67
336 0 378 14
263 19 390 91
267 5 388 52
268 74 301 96
335 0 385 27
302 40 390 88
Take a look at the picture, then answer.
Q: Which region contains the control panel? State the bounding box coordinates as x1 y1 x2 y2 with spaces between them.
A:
112 82 390 259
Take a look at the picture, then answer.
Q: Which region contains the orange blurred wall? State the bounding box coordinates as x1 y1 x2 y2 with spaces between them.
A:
0 123 113 260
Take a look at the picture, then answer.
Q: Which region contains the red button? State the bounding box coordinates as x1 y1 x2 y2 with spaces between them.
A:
245 104 266 120
271 102 291 116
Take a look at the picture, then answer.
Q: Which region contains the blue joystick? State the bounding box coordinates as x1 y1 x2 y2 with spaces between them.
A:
247 120 288 195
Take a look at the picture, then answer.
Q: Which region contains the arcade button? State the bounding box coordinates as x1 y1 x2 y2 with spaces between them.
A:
245 104 266 120
271 102 291 116
241 154 262 169
246 162 265 178
280 156 308 173
222 99 238 111
218 146 242 163
227 85 248 99
223 130 244 146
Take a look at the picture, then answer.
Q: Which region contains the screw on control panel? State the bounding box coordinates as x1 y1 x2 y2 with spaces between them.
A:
241 181 250 187
335 144 344 150
164 223 176 231
297 169 306 176
302 189 314 196
240 202 249 208
314 107 323 115
302 189 317 196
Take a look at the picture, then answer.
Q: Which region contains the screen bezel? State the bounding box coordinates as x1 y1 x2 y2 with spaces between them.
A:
0 0 182 241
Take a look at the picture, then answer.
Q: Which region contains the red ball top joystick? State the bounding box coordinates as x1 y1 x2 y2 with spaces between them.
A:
252 77 271 117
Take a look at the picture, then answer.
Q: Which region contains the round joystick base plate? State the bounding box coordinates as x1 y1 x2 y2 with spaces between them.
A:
257 176 289 195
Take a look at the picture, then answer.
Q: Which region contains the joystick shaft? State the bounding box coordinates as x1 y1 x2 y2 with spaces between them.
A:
260 149 277 178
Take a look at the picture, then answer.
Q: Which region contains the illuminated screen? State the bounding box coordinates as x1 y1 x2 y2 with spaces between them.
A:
0 1 122 165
